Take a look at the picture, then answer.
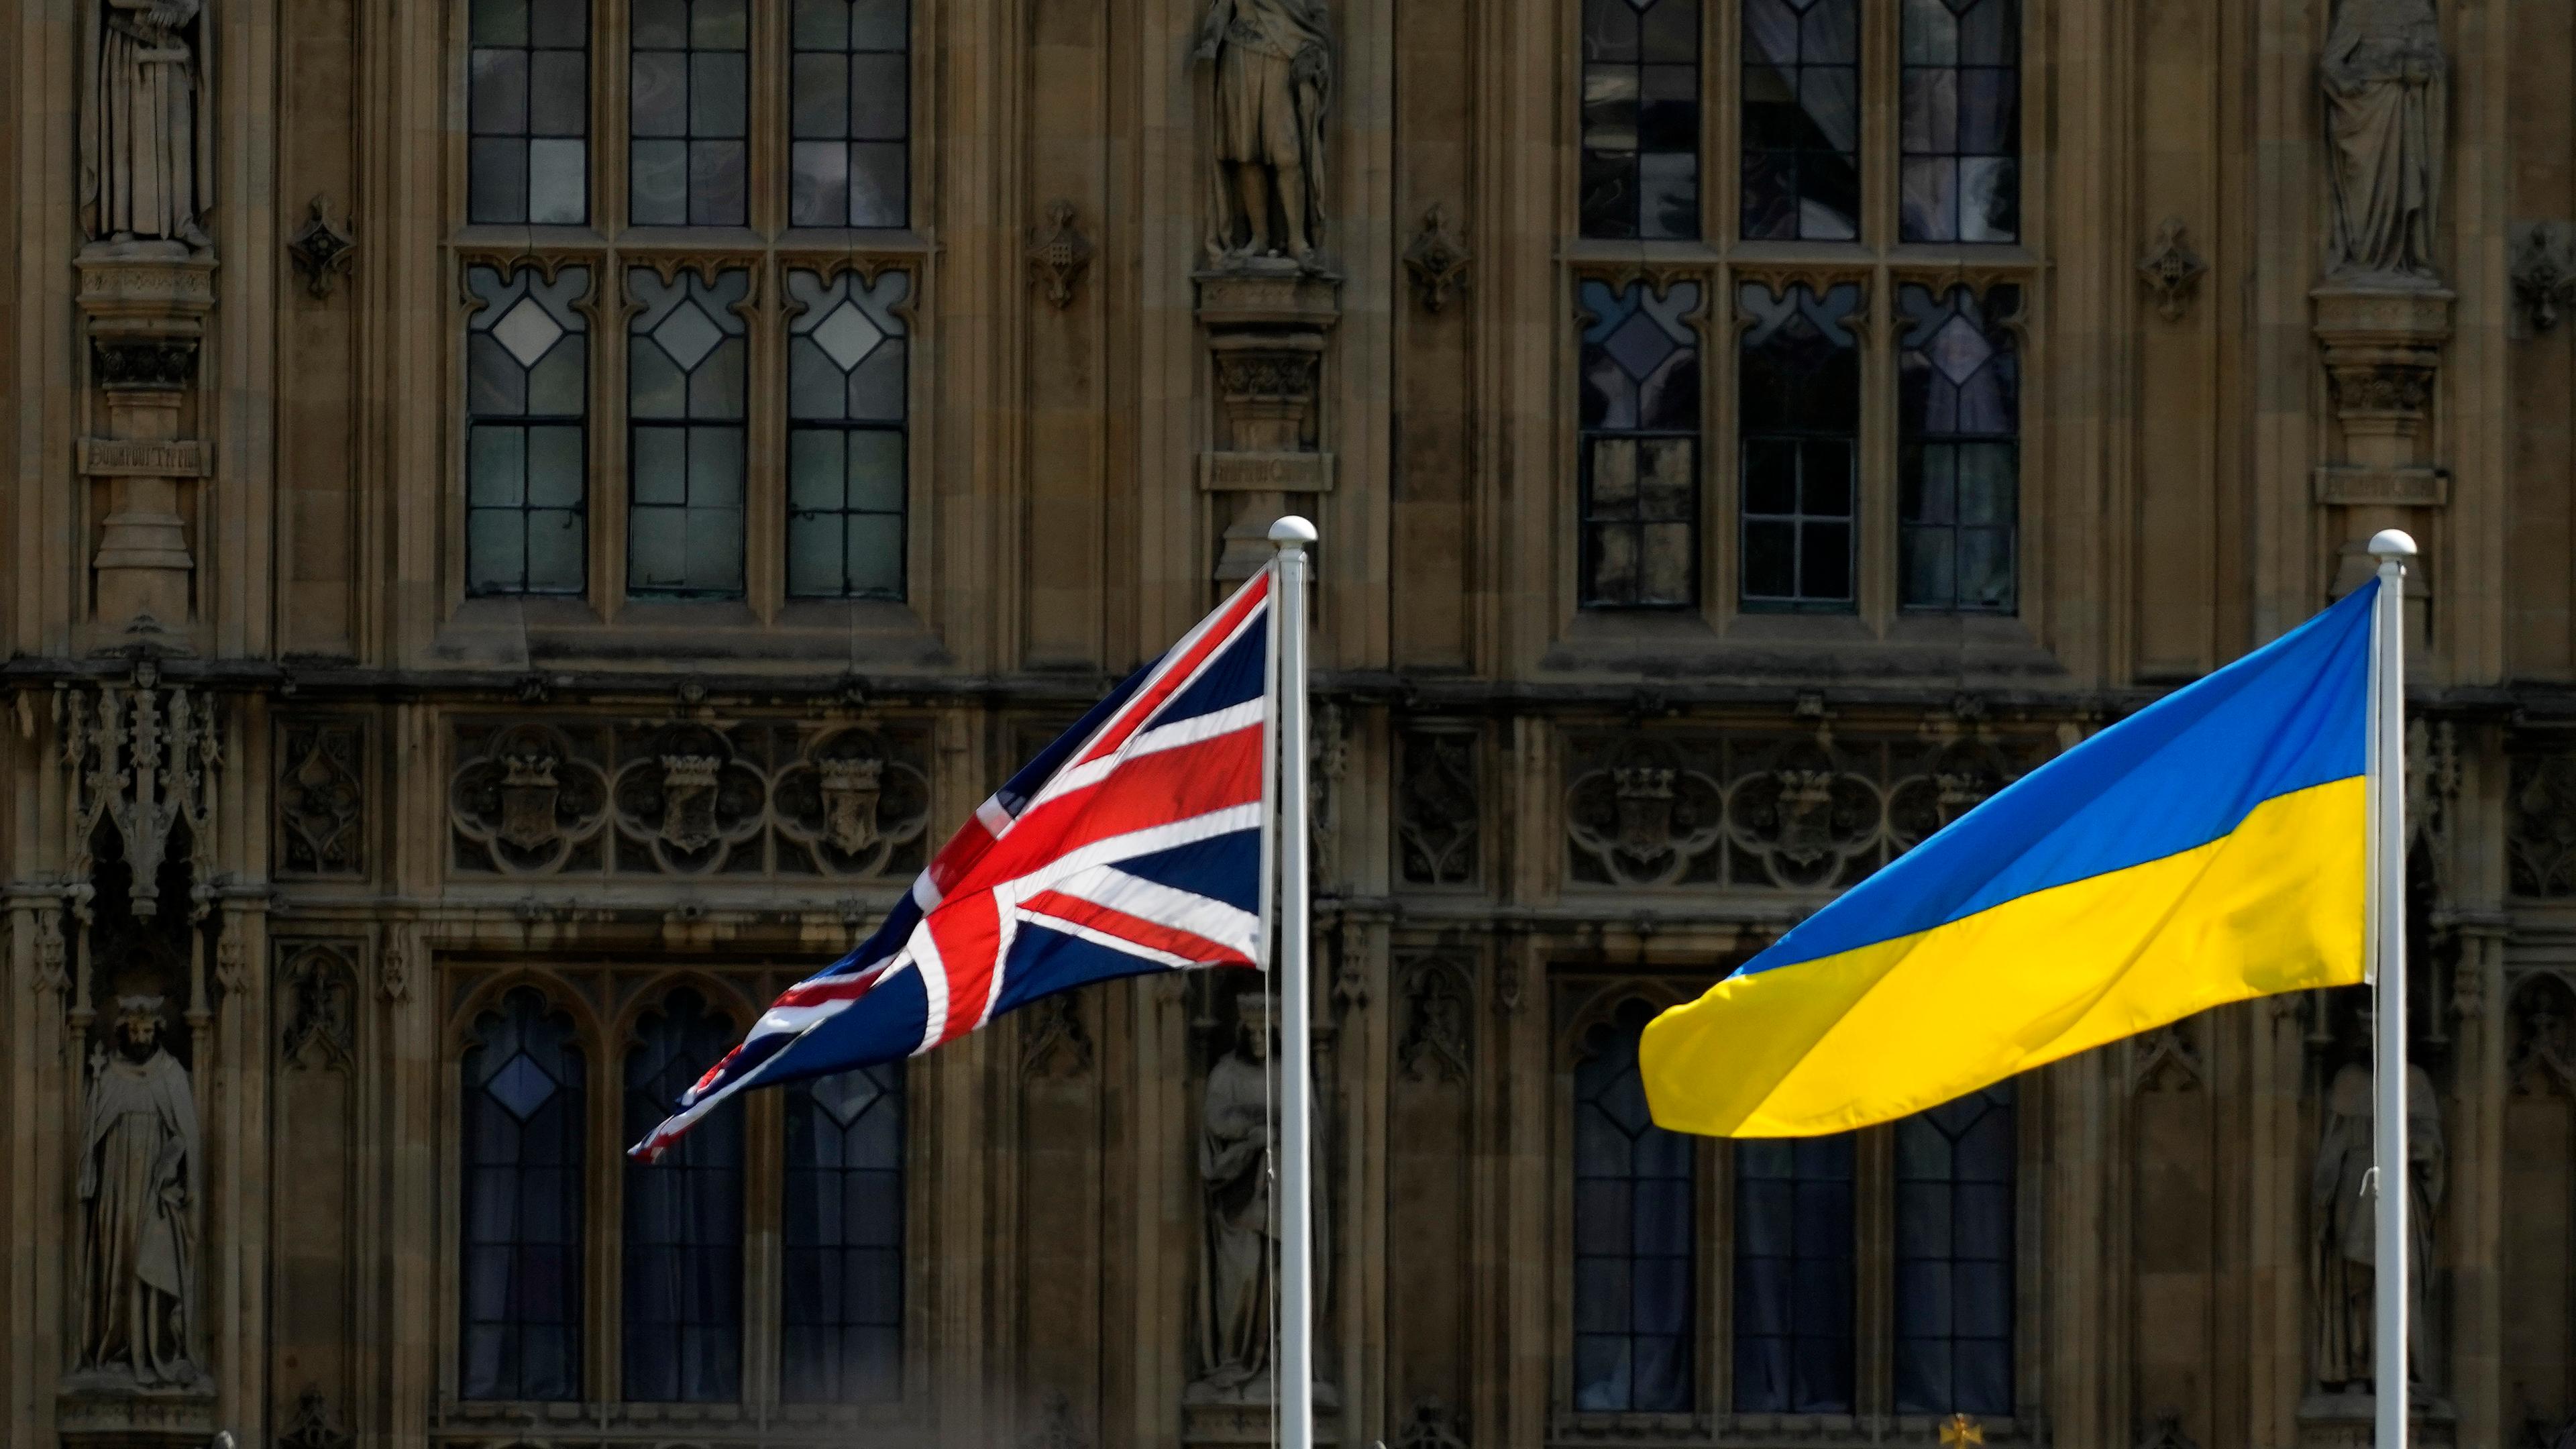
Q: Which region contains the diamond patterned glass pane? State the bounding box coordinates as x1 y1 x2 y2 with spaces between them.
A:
628 268 750 599
811 301 885 372
466 266 588 596
1579 281 1699 608
460 988 585 1401
786 268 911 600
1898 284 2018 612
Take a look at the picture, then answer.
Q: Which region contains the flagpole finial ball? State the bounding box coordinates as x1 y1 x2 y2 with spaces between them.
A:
1268 515 1319 546
2368 528 2418 559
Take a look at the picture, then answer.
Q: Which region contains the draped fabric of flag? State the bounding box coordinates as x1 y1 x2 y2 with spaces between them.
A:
632 573 1274 1161
1642 580 2379 1138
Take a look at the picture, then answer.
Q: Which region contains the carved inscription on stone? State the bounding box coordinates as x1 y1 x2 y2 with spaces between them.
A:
450 716 932 879
277 719 366 877
1565 730 2049 890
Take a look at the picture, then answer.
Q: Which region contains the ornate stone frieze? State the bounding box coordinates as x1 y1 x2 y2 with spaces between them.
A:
276 718 366 877
278 944 358 1073
58 669 224 920
1396 727 1478 888
1564 729 2049 890
2508 741 2576 899
449 716 932 879
1401 204 1470 314
1028 200 1095 310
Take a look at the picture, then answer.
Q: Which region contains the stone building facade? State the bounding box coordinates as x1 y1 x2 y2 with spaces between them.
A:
5 1 2576 1448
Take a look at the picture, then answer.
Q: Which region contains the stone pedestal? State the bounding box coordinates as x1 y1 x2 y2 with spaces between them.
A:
1195 263 1338 580
2312 282 2451 598
78 243 216 644
56 1383 220 1449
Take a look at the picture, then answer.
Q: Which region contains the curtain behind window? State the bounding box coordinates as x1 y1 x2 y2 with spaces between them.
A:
460 987 587 1402
622 988 746 1402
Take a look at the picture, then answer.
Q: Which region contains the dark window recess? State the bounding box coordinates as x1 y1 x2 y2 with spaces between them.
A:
1578 278 1703 608
782 1063 908 1403
785 267 912 600
1738 281 1861 610
458 987 586 1403
1580 0 1701 240
1894 1081 2017 1416
621 989 745 1403
1741 0 1860 241
1734 1134 1858 1413
1897 283 2019 612
1900 0 2021 242
1571 1000 1696 1413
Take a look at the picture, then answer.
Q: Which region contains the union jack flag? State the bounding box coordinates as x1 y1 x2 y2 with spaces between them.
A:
631 571 1275 1160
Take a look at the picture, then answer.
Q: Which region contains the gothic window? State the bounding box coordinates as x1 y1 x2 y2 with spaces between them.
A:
469 0 590 225
1741 0 1861 241
1579 279 1703 608
1572 1000 1696 1413
1898 284 2019 611
786 268 910 599
1580 0 1701 240
1733 1136 1856 1412
465 264 590 598
621 989 745 1403
1739 282 1861 609
627 268 751 599
460 987 587 1402
629 0 750 227
782 1064 908 1403
1894 1081 2017 1415
792 0 913 227
455 6 919 615
1900 0 2021 243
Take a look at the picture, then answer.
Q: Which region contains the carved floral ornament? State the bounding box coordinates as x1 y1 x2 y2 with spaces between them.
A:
279 944 358 1073
449 716 931 879
2511 221 2576 334
1564 730 2046 890
1396 727 1478 887
1401 203 1470 314
2138 217 2207 323
1027 200 1095 310
277 718 365 877
2509 739 2576 899
1394 953 1473 1083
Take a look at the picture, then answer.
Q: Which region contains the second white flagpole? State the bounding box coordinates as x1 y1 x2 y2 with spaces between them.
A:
1269 515 1319 1449
2366 527 2415 1449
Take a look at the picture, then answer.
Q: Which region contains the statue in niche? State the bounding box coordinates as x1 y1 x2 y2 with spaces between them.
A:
1193 991 1330 1401
2310 1057 2444 1393
80 0 215 249
76 994 203 1388
2320 0 2445 284
1196 0 1332 269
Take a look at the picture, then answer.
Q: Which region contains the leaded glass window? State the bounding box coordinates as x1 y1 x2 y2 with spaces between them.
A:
1578 279 1701 608
470 0 589 225
1900 0 2021 242
1580 0 1700 240
629 0 749 227
1898 284 2018 611
1734 1136 1856 1413
783 1064 907 1403
1894 1083 2015 1415
1741 0 1860 241
792 0 912 227
460 988 586 1402
1739 281 1860 609
786 268 910 599
627 268 749 598
622 989 745 1403
1572 1000 1695 1413
466 264 590 597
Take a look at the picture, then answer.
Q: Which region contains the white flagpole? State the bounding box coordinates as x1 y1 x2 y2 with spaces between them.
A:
2366 527 2415 1449
1268 515 1319 1449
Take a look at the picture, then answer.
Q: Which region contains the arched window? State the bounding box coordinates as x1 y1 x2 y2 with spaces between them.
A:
460 987 587 1402
1572 998 1695 1413
621 987 745 1402
782 1063 907 1402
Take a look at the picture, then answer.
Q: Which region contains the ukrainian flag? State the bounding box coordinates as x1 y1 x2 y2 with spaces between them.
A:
1642 580 2379 1136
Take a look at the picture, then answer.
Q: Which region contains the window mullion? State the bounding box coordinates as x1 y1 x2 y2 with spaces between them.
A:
1858 271 1896 627
1858 1122 1893 1421
595 1 629 240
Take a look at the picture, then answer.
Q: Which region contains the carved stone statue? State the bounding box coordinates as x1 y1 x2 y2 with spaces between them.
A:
2320 0 2445 284
2310 1059 2443 1392
1193 994 1329 1400
81 0 215 248
76 996 203 1387
1196 0 1332 268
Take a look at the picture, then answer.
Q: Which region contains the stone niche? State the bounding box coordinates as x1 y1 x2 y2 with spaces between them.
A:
78 246 217 645
1195 264 1340 581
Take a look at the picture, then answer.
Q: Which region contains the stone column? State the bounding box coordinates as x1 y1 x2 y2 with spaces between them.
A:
1195 266 1340 582
78 248 217 643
